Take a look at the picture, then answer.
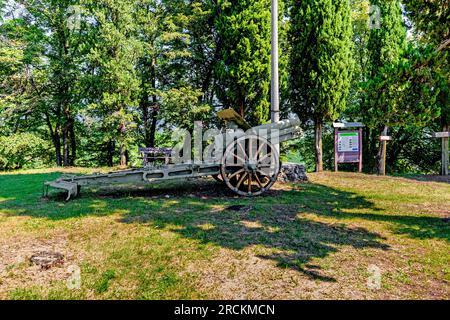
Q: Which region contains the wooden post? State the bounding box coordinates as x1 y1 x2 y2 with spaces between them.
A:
442 136 449 175
379 127 388 176
358 127 363 173
432 128 450 176
440 125 449 176
334 128 339 172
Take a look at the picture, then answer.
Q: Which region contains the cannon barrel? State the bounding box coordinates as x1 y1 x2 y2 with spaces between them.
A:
217 109 302 144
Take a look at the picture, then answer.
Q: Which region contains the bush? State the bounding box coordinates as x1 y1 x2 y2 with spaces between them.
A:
0 133 51 170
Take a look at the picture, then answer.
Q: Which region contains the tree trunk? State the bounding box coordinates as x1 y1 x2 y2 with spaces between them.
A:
370 127 380 172
69 122 76 166
362 127 372 173
149 109 158 147
142 95 150 146
314 118 323 172
63 126 70 167
387 128 410 172
239 100 245 118
54 131 63 167
119 144 127 167
201 40 222 103
45 112 62 167
107 140 114 167
149 57 158 147
140 56 151 147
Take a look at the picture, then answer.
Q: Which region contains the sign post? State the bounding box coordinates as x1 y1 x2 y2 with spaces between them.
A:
432 126 450 176
379 134 392 176
333 123 364 173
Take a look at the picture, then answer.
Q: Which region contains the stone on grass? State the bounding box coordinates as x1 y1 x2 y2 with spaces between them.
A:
278 163 308 183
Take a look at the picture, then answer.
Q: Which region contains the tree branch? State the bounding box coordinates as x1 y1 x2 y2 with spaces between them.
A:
437 38 450 53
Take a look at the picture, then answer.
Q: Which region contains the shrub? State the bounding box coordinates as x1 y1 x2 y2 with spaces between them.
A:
0 133 51 170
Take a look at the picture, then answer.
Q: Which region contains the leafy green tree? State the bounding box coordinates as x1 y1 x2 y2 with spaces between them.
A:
348 0 371 107
214 0 272 125
364 45 441 129
403 0 449 133
402 0 449 50
352 0 405 172
1 0 445 175
188 0 220 106
84 0 143 166
0 0 84 166
362 0 405 124
0 32 31 136
366 0 406 76
135 0 160 148
0 133 51 170
135 0 213 146
362 1 445 173
289 0 354 172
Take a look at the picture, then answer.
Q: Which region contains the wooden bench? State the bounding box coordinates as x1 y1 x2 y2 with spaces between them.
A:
139 147 173 166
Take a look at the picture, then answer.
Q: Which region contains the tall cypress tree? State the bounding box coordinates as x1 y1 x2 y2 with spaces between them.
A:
364 0 406 172
367 0 406 77
214 0 272 125
289 0 353 172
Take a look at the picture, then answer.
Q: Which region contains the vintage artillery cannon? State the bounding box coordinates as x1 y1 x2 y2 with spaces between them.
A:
43 109 302 200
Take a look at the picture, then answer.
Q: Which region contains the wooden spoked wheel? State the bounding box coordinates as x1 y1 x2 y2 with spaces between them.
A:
221 135 280 196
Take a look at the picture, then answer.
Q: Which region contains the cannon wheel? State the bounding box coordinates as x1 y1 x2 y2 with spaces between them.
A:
221 135 280 196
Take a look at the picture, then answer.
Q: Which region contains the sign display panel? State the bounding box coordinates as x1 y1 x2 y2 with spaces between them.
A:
334 126 363 172
337 132 359 153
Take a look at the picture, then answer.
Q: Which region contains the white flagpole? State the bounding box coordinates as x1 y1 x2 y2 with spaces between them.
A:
271 0 280 125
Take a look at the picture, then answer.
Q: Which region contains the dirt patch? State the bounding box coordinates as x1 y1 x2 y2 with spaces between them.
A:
30 251 64 270
186 244 448 300
185 247 314 299
0 235 78 298
185 246 386 300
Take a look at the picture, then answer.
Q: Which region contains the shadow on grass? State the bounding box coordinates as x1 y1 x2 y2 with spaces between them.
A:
119 201 390 282
2 172 448 281
392 174 450 184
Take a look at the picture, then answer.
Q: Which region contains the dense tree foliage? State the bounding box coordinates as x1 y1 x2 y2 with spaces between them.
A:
0 0 84 166
0 132 50 169
0 0 448 174
214 0 271 125
403 0 450 128
344 0 446 173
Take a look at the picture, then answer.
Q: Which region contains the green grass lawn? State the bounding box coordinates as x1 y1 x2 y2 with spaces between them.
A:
0 168 449 299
